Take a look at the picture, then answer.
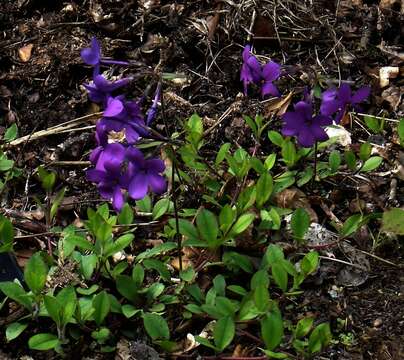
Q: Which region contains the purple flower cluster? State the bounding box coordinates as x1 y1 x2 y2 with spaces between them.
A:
82 37 166 211
240 45 281 97
281 84 370 147
240 45 371 148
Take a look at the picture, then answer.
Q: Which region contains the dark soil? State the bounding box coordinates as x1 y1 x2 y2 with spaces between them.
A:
0 0 403 359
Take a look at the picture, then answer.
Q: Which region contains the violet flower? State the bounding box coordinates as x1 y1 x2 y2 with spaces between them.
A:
84 74 132 104
86 143 131 211
282 100 333 147
98 96 148 144
81 37 129 76
261 61 281 97
240 45 281 97
126 147 166 200
320 84 370 123
240 45 262 95
146 83 161 125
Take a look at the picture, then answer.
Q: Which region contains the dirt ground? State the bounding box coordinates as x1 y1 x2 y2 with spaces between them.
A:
0 0 403 359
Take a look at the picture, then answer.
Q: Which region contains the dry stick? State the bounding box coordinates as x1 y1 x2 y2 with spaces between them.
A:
8 112 102 147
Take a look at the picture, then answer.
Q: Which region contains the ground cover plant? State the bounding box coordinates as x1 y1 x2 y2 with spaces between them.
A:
0 1 403 359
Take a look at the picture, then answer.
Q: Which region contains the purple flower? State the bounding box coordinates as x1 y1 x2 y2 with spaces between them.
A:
240 45 262 95
126 147 166 200
240 45 281 97
86 143 131 211
81 37 129 76
98 96 148 144
146 83 161 125
320 84 370 123
282 100 333 147
84 74 132 104
261 61 281 97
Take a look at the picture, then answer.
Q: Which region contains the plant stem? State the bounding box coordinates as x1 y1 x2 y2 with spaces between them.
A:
312 141 318 185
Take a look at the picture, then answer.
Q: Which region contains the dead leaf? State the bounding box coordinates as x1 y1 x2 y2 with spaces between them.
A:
274 187 318 222
379 0 403 13
18 44 33 62
207 4 221 40
264 91 293 116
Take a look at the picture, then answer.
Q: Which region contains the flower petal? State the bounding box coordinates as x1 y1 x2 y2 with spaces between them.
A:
282 111 305 131
146 159 165 173
297 127 315 147
338 84 352 103
351 86 370 104
262 61 281 82
313 115 333 127
246 56 262 83
86 169 106 183
104 97 124 117
294 101 312 120
261 81 280 97
126 146 145 166
112 186 124 211
148 174 166 194
310 124 329 142
128 173 148 200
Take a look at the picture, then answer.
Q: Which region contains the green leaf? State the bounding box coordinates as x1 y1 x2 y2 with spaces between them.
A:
268 131 284 147
93 291 110 326
344 150 357 170
216 143 231 166
6 322 28 342
340 214 362 237
329 150 341 173
56 286 76 325
261 349 289 359
254 285 270 312
143 313 170 340
381 208 404 235
398 118 404 146
219 205 236 233
364 115 381 134
136 242 177 261
231 213 255 235
180 267 195 282
244 115 258 138
122 304 141 318
64 234 94 251
308 323 332 353
44 295 62 326
251 269 270 290
196 209 219 248
0 215 14 253
256 172 273 208
264 154 277 170
0 282 32 310
77 285 99 295
281 140 296 166
117 203 134 225
291 208 310 242
116 275 138 302
361 156 382 172
213 316 235 351
37 166 56 192
194 336 217 351
295 317 314 338
300 251 319 276
152 198 172 220
169 219 198 240
50 187 66 221
104 233 134 257
132 264 145 287
272 263 288 292
24 253 48 294
143 259 171 281
0 158 14 171
136 195 152 213
80 254 98 280
4 124 18 142
261 309 284 350
359 143 371 161
28 333 59 351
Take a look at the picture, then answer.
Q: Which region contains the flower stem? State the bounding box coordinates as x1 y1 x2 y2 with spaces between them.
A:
312 141 318 185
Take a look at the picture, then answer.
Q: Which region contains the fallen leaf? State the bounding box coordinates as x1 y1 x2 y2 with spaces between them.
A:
18 44 33 62
264 91 293 116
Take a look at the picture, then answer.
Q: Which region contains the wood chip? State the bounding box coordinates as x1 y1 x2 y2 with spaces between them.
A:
18 44 33 62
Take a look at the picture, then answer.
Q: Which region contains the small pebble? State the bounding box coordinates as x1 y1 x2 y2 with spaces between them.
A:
373 318 383 327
